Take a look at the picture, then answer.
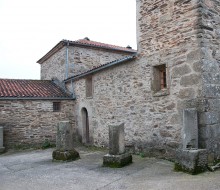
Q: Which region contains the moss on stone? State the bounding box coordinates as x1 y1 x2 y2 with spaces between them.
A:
52 149 80 162
103 154 132 168
174 163 207 175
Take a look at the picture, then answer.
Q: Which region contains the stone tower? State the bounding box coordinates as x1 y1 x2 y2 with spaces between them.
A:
136 0 220 161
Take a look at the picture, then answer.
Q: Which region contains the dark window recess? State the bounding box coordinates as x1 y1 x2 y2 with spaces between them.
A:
152 64 167 92
53 102 61 112
86 75 93 98
160 69 167 89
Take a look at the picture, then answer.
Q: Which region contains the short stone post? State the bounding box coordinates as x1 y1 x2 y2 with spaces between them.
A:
103 123 132 167
0 127 5 153
52 121 79 161
183 109 198 149
174 109 208 174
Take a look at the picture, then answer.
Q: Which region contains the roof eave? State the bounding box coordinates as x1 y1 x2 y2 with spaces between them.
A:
36 40 137 64
0 97 75 101
68 41 137 54
37 41 66 64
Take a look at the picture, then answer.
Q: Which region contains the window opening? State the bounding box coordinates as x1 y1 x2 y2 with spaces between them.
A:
86 75 93 98
53 102 61 112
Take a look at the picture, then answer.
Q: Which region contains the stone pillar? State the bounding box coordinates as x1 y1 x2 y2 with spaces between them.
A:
52 121 79 161
109 124 125 155
183 109 198 149
174 109 208 174
103 123 132 167
0 127 5 153
56 121 73 151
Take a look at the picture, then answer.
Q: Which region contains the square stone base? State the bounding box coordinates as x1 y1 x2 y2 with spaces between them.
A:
175 149 208 175
103 153 132 168
52 149 80 162
0 147 5 153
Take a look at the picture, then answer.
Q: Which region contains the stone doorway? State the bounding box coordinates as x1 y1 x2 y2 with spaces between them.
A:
81 107 90 144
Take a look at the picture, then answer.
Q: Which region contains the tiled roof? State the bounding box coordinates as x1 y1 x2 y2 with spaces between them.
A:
37 38 137 64
65 55 137 82
0 79 72 99
73 39 137 53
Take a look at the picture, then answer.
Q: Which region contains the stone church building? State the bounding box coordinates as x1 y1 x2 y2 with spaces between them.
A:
1 0 220 162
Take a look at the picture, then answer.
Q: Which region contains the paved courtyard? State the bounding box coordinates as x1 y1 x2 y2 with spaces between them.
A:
1 147 220 190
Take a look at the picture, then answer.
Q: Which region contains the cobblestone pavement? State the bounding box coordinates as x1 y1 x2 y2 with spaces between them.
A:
1 147 220 190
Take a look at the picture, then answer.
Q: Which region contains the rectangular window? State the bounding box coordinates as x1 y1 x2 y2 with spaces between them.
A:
86 75 93 98
53 102 61 112
152 64 167 93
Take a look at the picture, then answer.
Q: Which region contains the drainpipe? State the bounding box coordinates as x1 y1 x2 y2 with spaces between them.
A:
64 40 75 98
65 40 69 79
71 78 75 98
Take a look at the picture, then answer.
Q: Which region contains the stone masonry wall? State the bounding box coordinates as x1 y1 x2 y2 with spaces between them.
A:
65 0 208 159
68 58 182 159
41 45 133 81
41 47 66 81
198 0 220 161
136 0 206 157
68 46 132 76
0 100 75 149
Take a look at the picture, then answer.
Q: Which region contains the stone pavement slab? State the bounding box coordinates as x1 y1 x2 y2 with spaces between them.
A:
0 147 220 190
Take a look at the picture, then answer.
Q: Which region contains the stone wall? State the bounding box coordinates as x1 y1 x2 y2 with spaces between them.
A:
41 47 66 81
66 57 181 159
39 0 220 160
41 45 133 81
65 0 212 159
0 100 75 149
69 46 132 76
198 0 220 161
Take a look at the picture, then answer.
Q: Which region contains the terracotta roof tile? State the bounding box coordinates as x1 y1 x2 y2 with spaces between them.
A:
0 79 72 99
73 39 137 53
37 38 136 64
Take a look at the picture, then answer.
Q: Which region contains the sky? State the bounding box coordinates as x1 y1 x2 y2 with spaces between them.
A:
0 0 136 79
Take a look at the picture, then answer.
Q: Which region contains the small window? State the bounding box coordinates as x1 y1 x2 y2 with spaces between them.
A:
152 64 167 93
53 102 61 112
86 75 93 98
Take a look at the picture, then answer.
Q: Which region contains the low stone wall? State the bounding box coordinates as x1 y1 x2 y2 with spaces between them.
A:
0 100 75 149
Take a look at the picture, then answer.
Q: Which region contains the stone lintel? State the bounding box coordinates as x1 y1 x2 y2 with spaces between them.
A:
103 153 132 168
175 149 208 175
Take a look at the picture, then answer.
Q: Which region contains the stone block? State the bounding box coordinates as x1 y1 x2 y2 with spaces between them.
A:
171 64 191 78
103 123 132 167
109 123 125 155
56 121 73 151
199 112 220 125
0 127 5 153
178 88 195 99
187 49 201 62
52 149 80 161
175 149 208 175
103 153 132 168
183 109 198 149
53 121 80 162
180 74 200 87
203 84 220 98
